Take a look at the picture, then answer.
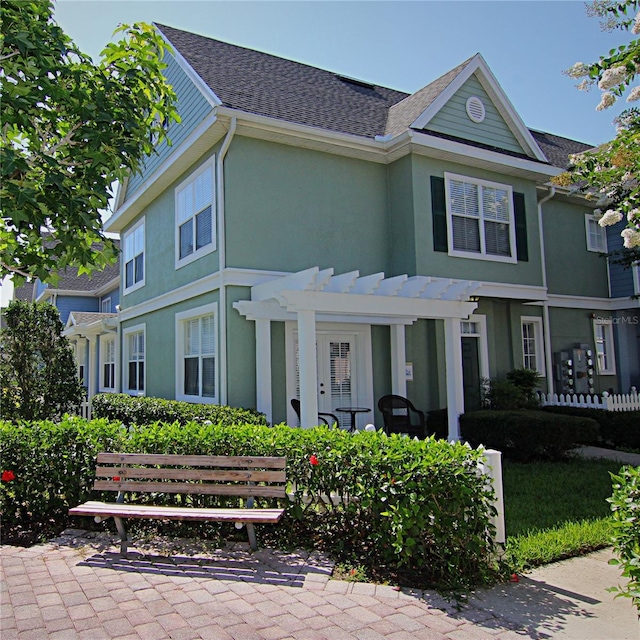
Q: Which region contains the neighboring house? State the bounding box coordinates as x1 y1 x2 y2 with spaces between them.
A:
94 25 638 439
12 246 120 400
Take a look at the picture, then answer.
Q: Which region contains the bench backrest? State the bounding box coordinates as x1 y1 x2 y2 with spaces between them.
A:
93 453 287 499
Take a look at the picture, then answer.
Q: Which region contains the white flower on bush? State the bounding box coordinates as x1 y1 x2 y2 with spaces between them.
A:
599 209 624 227
622 227 640 248
628 86 640 102
597 92 617 110
633 11 640 35
598 66 629 90
628 208 640 223
577 79 592 92
567 62 590 78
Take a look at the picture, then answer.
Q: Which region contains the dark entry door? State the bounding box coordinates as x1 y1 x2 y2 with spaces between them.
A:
461 337 481 412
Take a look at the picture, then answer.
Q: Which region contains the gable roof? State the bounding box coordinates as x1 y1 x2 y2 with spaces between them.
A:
156 24 593 170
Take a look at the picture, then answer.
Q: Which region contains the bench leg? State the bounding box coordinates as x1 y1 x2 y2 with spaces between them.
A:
113 517 129 558
246 523 257 551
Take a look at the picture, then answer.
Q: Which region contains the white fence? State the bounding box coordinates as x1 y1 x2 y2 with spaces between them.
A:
77 401 92 420
538 389 640 412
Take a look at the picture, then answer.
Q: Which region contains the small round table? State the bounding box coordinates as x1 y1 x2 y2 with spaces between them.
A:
336 407 371 433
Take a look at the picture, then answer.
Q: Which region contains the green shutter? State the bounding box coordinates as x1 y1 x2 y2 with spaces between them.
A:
513 191 528 262
431 176 448 252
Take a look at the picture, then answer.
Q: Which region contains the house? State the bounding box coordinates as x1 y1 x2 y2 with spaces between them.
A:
95 24 638 439
12 247 120 400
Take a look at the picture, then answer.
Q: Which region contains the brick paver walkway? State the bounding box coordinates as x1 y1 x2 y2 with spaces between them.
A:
0 530 530 640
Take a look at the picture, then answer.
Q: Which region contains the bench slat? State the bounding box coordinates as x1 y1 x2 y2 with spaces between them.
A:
96 453 286 468
69 501 285 523
93 480 287 498
95 467 286 483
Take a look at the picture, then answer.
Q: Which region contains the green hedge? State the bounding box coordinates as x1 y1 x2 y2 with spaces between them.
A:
460 410 599 462
92 393 268 427
541 406 640 450
608 465 640 610
0 417 497 590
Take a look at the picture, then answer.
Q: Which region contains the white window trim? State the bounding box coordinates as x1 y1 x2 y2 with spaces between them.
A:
99 334 117 392
123 324 146 395
521 316 546 377
593 319 616 375
101 297 112 313
175 303 218 404
123 217 145 295
444 172 517 264
175 159 216 270
585 214 607 253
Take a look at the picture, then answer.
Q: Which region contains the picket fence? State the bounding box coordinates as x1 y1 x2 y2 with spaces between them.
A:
538 389 640 412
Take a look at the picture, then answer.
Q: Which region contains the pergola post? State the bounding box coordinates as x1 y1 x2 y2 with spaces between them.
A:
297 309 319 429
255 318 272 424
444 317 464 441
390 324 407 397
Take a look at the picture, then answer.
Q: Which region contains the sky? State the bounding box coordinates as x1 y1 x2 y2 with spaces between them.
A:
52 0 637 147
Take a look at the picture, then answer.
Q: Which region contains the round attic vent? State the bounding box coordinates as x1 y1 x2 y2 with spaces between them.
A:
466 96 486 123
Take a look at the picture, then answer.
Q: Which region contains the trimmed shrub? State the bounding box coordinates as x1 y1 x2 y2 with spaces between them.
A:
92 393 267 427
608 465 640 610
461 410 600 462
0 418 498 591
541 405 640 450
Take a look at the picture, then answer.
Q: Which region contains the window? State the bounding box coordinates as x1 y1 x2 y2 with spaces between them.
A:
101 297 111 313
76 341 86 387
176 162 215 267
594 320 615 374
445 173 516 263
124 326 145 394
176 304 217 403
521 317 545 375
123 219 144 292
585 214 607 253
100 335 116 391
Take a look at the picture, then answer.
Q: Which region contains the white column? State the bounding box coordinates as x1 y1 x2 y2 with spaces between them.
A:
297 309 318 429
87 335 97 401
390 324 407 397
444 318 464 441
255 318 272 424
480 449 506 546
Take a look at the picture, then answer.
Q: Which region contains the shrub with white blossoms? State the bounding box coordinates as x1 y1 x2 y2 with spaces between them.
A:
555 0 640 263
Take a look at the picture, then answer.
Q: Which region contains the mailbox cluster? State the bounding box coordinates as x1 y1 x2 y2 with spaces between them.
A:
554 344 595 395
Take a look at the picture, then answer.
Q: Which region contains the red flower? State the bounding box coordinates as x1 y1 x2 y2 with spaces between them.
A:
309 455 319 466
1 470 15 482
510 573 519 583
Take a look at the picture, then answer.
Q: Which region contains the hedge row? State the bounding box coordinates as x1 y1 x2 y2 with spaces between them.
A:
460 410 599 462
0 417 497 591
92 393 267 427
541 406 640 450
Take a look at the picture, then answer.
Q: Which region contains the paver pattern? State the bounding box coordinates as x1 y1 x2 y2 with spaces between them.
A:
1 530 528 640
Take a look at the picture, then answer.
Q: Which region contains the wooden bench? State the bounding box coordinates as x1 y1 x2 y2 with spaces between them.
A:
69 453 287 556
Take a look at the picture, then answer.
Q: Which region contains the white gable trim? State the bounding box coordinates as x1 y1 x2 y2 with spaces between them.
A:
155 24 223 109
409 54 547 163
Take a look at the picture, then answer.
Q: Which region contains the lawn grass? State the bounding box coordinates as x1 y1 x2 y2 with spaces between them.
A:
502 457 623 572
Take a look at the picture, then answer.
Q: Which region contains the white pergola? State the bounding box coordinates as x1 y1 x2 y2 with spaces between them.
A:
234 267 479 440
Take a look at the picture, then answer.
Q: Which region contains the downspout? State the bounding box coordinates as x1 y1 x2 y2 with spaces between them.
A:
216 117 237 405
537 186 556 393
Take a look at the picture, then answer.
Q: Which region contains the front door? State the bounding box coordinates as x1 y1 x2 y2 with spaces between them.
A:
288 323 373 429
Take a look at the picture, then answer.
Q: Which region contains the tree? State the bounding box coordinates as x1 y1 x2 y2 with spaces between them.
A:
0 300 85 421
554 1 640 263
0 1 180 284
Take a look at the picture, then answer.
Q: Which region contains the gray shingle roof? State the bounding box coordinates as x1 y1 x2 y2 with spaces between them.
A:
68 312 117 326
157 25 594 169
156 24 408 139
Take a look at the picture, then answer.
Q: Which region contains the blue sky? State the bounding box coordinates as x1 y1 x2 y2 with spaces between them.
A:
53 0 635 147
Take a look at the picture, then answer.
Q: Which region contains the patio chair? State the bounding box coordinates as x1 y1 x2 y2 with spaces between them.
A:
290 398 341 429
377 394 426 439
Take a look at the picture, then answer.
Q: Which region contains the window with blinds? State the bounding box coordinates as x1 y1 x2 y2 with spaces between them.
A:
585 214 607 253
101 336 116 390
446 173 515 262
183 313 216 399
126 330 145 393
124 219 144 291
176 163 215 264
